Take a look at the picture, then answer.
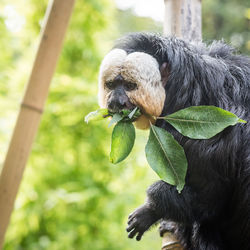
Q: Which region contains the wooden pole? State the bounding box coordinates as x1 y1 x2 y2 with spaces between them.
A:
162 0 202 249
162 232 183 250
0 0 75 248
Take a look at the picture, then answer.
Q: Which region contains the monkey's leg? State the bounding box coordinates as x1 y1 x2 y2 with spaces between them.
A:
147 182 225 249
159 220 192 249
159 220 178 237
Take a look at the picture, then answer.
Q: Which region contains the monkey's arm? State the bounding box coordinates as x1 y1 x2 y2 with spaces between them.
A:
146 181 195 222
127 181 195 241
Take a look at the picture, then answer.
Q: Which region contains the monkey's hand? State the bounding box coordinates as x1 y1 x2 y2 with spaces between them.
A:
126 204 159 241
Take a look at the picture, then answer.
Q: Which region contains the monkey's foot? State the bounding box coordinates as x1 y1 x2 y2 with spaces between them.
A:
126 205 158 241
159 220 178 237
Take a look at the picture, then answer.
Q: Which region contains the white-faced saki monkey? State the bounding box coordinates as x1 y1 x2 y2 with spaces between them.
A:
98 33 250 250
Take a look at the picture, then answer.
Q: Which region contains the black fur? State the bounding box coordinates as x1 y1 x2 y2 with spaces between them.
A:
114 33 250 249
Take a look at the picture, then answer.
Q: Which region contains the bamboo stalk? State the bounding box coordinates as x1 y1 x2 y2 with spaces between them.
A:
162 0 202 249
0 0 75 248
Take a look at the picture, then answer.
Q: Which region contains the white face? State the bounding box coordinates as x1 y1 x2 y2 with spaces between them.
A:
98 49 166 129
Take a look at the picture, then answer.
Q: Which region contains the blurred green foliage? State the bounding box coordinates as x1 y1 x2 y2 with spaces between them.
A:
0 0 249 249
203 0 250 53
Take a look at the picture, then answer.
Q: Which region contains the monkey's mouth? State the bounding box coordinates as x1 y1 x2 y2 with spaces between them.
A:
107 103 155 130
107 101 144 123
107 100 136 113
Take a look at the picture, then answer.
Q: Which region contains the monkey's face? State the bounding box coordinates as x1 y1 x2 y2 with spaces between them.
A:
98 49 166 129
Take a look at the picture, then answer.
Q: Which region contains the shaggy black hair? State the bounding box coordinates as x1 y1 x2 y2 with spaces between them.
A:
115 33 250 250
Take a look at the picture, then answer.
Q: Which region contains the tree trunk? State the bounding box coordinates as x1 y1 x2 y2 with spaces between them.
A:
162 0 202 249
164 0 202 42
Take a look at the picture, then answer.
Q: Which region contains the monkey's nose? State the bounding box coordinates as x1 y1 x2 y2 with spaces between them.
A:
107 99 126 112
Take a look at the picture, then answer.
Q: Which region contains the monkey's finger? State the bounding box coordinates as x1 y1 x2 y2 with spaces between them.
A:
128 213 134 219
127 216 137 225
126 221 137 232
128 228 138 239
136 231 144 241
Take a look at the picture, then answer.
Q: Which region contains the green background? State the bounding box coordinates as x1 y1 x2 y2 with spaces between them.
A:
0 0 249 249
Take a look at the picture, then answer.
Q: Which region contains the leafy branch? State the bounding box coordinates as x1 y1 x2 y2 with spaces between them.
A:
85 106 246 192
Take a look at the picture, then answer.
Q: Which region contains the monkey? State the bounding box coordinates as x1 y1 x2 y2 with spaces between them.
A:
98 33 250 250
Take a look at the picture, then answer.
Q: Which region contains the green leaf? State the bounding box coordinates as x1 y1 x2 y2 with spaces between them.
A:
110 122 135 164
108 113 123 127
121 109 131 116
128 107 139 119
145 125 187 193
164 106 247 139
85 109 109 123
109 108 141 125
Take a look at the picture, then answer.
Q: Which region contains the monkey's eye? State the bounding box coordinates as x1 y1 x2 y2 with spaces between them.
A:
124 82 137 91
105 82 114 90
